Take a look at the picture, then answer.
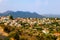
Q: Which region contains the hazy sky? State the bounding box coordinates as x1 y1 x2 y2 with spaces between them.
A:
0 0 60 15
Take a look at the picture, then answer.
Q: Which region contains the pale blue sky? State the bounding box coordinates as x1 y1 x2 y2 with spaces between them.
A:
0 0 60 15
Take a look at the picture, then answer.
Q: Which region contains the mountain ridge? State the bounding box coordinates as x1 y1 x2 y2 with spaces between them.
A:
0 11 45 18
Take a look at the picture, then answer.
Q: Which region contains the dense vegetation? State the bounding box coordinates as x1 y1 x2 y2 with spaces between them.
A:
0 16 60 40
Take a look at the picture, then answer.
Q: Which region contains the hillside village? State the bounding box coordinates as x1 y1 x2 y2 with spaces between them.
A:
0 15 60 40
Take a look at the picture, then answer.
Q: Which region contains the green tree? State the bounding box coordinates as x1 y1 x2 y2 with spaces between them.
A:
8 15 13 20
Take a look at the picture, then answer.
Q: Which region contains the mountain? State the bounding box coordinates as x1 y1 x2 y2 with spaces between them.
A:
0 11 45 18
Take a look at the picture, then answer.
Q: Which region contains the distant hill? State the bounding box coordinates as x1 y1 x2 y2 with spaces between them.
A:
0 11 45 18
44 14 60 18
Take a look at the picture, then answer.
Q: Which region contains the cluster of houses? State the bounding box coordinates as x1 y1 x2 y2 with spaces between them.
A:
0 16 60 40
0 16 53 28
